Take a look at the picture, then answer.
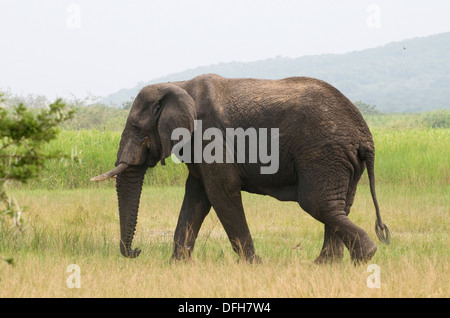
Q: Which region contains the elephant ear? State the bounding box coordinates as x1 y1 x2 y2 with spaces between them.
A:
157 84 196 165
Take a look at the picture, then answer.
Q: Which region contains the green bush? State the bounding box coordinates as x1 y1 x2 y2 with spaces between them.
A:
422 109 450 128
353 100 383 116
0 95 73 229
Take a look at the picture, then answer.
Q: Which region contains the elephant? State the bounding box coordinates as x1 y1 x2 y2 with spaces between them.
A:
91 74 390 264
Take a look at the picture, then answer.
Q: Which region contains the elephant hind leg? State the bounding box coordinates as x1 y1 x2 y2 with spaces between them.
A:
298 163 376 264
314 175 361 264
324 213 377 264
314 224 344 264
314 210 376 264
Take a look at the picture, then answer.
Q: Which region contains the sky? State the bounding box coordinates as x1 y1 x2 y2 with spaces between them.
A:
1 0 449 99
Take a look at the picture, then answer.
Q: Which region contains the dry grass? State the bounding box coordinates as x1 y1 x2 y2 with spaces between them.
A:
1 183 448 298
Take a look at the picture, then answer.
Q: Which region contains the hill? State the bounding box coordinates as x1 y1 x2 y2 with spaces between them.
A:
101 32 450 112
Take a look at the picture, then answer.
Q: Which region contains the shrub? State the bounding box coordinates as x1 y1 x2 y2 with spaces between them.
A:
422 109 450 128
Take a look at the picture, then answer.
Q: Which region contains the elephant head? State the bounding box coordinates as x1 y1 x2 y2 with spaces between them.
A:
91 84 196 258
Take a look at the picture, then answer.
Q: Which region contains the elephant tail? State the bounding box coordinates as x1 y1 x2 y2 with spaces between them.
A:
359 144 391 245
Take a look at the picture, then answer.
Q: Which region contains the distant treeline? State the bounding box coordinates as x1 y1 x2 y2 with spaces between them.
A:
65 101 449 131
1 89 448 130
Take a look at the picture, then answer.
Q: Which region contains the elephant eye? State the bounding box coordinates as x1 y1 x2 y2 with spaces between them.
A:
132 124 140 133
153 103 161 115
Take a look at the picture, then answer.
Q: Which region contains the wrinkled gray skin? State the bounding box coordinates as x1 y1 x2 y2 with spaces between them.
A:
93 74 389 264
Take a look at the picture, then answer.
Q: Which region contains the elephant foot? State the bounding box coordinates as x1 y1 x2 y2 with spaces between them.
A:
313 251 344 265
349 239 377 265
238 253 262 265
170 253 192 263
325 214 377 265
314 243 344 265
171 245 192 262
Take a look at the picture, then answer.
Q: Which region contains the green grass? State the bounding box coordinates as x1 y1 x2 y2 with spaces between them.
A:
369 128 449 186
16 126 450 190
21 130 188 189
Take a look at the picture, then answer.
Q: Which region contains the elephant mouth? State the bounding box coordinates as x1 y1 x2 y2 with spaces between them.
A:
90 163 129 181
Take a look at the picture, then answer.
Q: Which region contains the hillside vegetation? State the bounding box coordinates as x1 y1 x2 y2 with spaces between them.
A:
102 32 450 113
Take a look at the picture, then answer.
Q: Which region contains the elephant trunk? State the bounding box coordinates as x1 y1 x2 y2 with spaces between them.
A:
115 164 147 258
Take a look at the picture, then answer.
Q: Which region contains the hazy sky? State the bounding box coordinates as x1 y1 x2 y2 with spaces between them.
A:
1 0 449 99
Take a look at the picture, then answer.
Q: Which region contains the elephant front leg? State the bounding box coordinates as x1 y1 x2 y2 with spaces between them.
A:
172 174 211 261
201 165 260 263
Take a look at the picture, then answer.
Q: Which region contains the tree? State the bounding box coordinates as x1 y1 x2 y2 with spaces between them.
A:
353 101 383 116
422 109 450 128
0 94 74 232
121 97 135 110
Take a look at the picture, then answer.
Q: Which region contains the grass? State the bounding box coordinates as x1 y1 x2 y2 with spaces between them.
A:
23 129 188 189
19 127 449 190
1 126 449 297
370 128 449 186
1 182 448 297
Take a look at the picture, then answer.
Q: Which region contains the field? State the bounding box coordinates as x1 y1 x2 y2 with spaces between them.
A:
0 121 449 297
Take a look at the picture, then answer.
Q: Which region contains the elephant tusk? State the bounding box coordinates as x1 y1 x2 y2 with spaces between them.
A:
90 163 129 182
